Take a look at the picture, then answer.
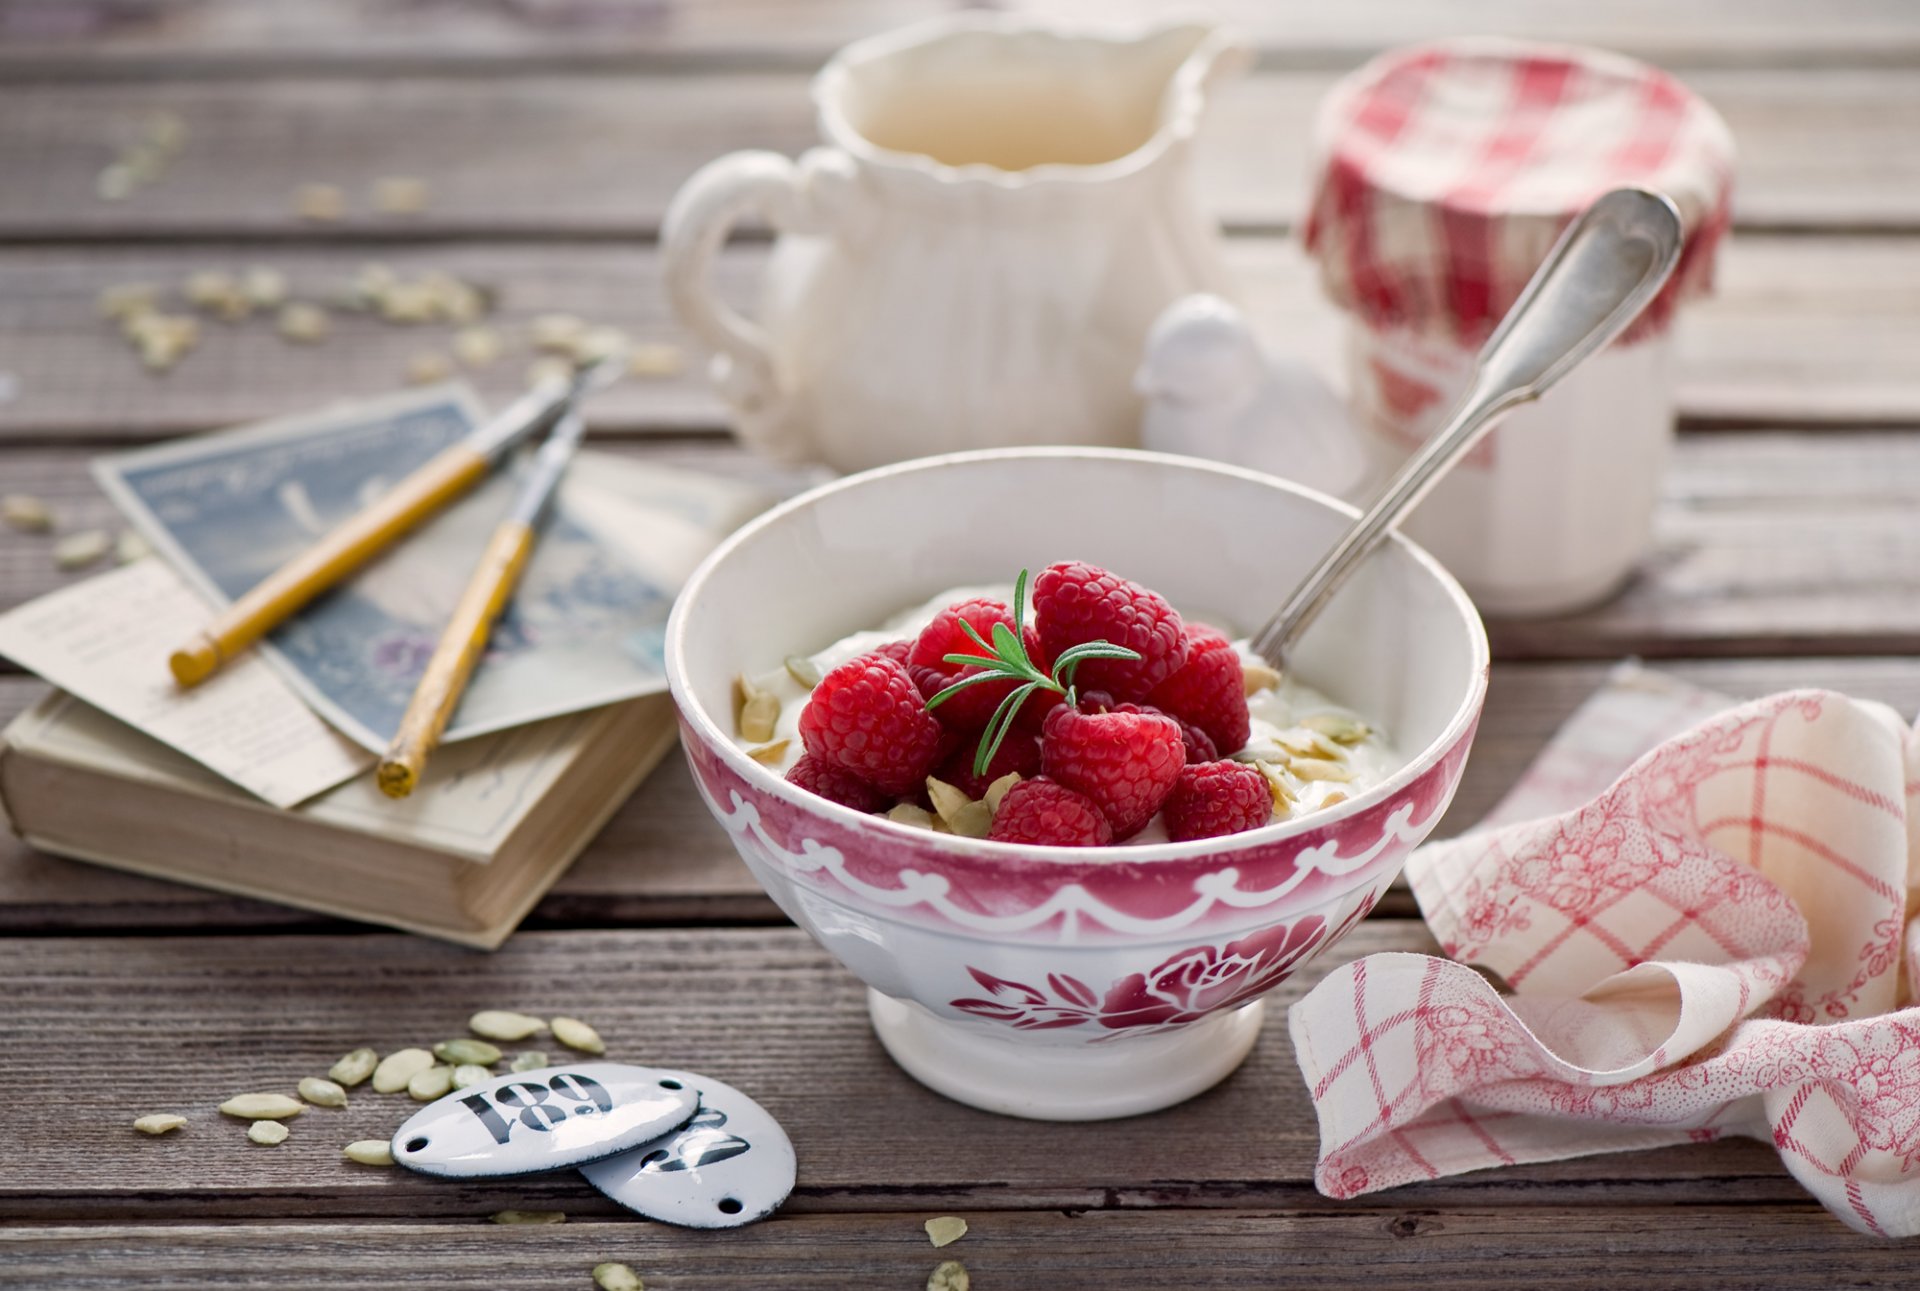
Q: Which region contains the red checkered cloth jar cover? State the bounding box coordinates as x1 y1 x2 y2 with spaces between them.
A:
1288 678 1920 1236
1302 38 1736 347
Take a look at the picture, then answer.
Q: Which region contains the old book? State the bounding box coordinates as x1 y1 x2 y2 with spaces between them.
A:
0 688 676 949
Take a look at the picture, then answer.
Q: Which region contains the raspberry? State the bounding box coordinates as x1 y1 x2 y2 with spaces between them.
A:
1033 561 1188 700
934 732 1042 800
909 599 1048 733
797 653 945 796
1162 760 1273 842
1115 701 1217 763
872 639 912 666
988 777 1113 847
785 754 889 813
1146 624 1251 754
1040 701 1185 840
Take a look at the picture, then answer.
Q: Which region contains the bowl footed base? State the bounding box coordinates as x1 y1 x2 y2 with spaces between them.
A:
867 989 1265 1121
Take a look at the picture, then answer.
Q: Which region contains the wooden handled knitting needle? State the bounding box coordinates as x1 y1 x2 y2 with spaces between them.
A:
375 408 589 799
167 357 618 688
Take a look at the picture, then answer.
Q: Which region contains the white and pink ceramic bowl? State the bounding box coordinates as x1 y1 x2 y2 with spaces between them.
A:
665 448 1488 1120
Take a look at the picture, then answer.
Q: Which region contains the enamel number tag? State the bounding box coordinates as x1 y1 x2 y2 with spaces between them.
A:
578 1070 795 1228
391 1063 700 1179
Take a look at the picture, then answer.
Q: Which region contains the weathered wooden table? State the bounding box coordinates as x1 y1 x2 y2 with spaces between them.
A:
4 2 1919 1285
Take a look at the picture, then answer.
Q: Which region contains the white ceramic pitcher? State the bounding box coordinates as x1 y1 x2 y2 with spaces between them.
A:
662 14 1248 473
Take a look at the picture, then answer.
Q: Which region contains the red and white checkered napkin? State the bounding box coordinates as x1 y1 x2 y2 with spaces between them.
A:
1302 38 1736 347
1288 665 1920 1235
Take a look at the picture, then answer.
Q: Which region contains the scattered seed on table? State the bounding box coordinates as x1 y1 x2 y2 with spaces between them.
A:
2 494 52 532
330 1047 380 1088
594 1262 644 1291
116 529 151 564
406 352 453 385
527 356 575 387
531 314 587 352
510 1051 549 1073
491 1210 566 1225
470 1010 547 1042
551 1017 605 1055
408 1065 454 1101
371 1047 435 1093
247 1120 289 1146
97 283 159 320
924 1216 968 1248
343 1140 395 1166
133 1113 187 1135
372 176 431 215
243 265 289 307
277 301 330 344
54 530 112 571
627 343 684 378
218 1093 305 1120
434 1037 502 1067
452 1063 492 1090
453 325 504 368
927 1260 969 1291
298 1077 348 1108
95 163 137 202
570 325 629 365
295 183 346 222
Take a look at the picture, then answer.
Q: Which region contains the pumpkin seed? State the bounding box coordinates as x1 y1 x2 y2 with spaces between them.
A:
925 777 972 826
1277 730 1343 761
453 325 504 368
298 1077 348 1108
371 1047 435 1093
406 352 453 385
551 1017 605 1055
1 494 52 532
627 344 685 378
452 1063 492 1090
924 1216 968 1248
95 163 137 202
1254 762 1296 808
984 773 1021 814
733 674 781 743
469 1010 547 1042
133 1113 187 1135
97 283 159 321
1242 661 1283 696
947 800 993 838
343 1140 394 1166
887 803 936 831
54 530 111 571
1301 712 1371 745
527 356 575 387
276 301 330 344
295 183 346 222
570 325 630 365
372 176 431 215
746 739 790 766
145 111 187 155
247 1120 289 1146
491 1210 566 1225
510 1051 549 1073
329 1047 379 1087
408 1065 455 1101
593 1263 644 1291
927 1260 970 1291
116 529 151 564
531 313 587 352
219 1093 304 1121
243 266 288 307
783 655 822 688
434 1038 502 1067
1289 758 1353 783
380 283 439 324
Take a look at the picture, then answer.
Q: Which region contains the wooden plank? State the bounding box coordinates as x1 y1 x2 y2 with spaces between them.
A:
6 68 1917 241
7 655 1920 937
0 1208 1903 1290
0 923 1820 1223
12 430 1920 661
3 235 1919 441
4 0 1917 73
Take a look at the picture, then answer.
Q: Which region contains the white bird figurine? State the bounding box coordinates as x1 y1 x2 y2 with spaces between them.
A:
1135 294 1368 500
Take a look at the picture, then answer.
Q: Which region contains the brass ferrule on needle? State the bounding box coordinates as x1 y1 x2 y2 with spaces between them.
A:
166 371 587 689
375 411 588 799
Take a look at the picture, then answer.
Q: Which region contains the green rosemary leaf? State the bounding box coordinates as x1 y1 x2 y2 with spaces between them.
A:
959 618 995 654
1012 568 1031 640
990 621 1020 657
926 670 1012 709
975 681 1037 777
941 650 1004 672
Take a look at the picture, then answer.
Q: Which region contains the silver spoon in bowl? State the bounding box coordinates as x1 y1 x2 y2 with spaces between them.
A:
1248 186 1687 669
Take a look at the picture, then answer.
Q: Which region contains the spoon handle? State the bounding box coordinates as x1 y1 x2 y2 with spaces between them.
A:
1248 186 1686 667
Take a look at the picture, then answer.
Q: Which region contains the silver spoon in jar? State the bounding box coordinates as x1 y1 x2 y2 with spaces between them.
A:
1248 186 1687 668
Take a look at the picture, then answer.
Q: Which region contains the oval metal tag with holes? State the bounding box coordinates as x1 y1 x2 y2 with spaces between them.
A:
578 1070 794 1228
391 1063 700 1179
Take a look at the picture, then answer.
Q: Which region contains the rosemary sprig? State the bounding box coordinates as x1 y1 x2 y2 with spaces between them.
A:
925 568 1141 776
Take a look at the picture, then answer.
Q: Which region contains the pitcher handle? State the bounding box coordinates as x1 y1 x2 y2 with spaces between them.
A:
663 148 856 434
